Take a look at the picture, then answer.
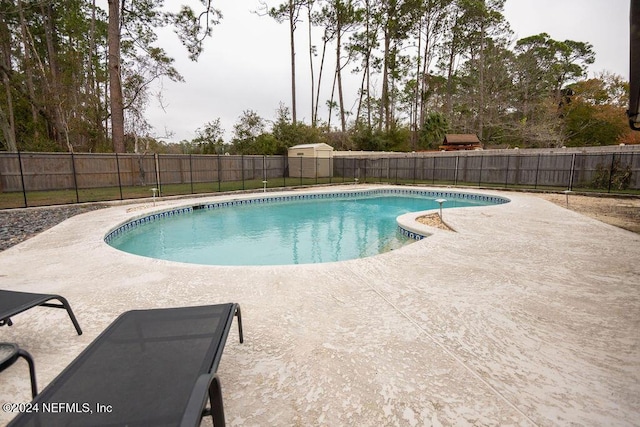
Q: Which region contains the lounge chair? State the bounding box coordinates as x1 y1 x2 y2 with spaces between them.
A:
0 290 82 335
8 303 243 427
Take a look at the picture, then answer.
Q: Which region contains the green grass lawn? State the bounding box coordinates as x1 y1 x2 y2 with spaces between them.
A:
1 177 637 209
0 178 339 209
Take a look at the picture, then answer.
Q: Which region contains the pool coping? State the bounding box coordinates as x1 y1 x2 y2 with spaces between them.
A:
104 187 510 246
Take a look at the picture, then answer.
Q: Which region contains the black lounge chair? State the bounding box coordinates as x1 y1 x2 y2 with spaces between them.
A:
8 303 244 427
0 290 82 335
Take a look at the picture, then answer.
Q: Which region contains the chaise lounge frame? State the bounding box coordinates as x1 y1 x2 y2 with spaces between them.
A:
8 303 243 427
0 290 82 335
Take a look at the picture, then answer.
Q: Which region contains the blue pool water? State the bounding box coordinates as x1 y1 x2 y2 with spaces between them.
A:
107 191 505 266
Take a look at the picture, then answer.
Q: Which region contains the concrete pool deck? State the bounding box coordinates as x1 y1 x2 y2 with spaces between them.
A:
0 185 638 426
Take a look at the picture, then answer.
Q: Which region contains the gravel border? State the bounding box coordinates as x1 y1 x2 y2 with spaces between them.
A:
0 205 108 251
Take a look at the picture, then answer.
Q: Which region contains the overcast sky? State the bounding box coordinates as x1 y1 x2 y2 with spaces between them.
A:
144 0 630 143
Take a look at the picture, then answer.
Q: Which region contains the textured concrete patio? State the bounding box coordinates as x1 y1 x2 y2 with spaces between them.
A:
1 185 639 426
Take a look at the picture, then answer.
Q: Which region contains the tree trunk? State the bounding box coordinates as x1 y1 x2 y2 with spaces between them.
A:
419 31 429 138
0 103 16 150
17 1 39 142
108 0 126 153
418 3 439 145
411 17 423 150
328 68 338 129
0 12 16 151
477 21 485 139
288 0 297 124
354 0 373 129
366 32 371 128
445 12 459 120
314 34 329 125
307 2 315 126
87 0 105 152
355 62 367 127
381 27 393 132
41 2 69 150
336 11 346 132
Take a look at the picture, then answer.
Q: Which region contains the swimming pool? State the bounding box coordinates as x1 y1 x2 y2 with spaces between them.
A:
105 188 509 266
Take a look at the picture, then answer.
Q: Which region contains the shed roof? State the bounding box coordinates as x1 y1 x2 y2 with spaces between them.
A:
289 143 334 150
443 134 481 145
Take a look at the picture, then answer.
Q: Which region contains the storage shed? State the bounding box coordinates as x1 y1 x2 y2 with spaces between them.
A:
439 134 482 151
287 143 334 178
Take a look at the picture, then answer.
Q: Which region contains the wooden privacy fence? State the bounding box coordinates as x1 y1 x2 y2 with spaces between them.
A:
0 153 286 191
334 151 639 191
0 150 638 208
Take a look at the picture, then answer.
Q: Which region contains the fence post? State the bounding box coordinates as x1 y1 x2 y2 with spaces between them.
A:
504 155 510 188
631 152 635 191
217 155 221 192
345 157 349 182
569 153 576 191
299 157 303 186
329 156 333 184
17 150 27 208
534 154 541 189
385 157 389 182
189 154 194 194
353 158 357 183
394 157 399 184
608 153 616 193
283 155 287 187
432 157 436 185
478 155 484 187
241 155 245 190
115 153 123 200
412 156 416 184
70 152 79 204
514 154 521 187
154 153 161 195
364 158 368 183
454 155 459 186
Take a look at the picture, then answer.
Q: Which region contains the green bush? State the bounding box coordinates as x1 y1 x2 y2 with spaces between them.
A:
591 160 632 190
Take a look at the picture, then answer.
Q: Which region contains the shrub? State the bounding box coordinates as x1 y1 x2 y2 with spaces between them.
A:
591 160 632 190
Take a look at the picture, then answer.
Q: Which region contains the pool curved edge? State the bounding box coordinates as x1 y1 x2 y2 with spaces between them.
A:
103 187 510 247
396 193 511 240
396 211 440 240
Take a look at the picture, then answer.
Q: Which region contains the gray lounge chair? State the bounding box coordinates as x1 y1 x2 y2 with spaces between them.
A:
0 290 82 335
8 303 243 427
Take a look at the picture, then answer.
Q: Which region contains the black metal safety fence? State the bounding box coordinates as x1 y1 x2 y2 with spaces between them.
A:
333 152 639 192
0 151 638 209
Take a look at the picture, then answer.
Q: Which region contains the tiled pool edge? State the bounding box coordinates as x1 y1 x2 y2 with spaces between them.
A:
104 188 510 244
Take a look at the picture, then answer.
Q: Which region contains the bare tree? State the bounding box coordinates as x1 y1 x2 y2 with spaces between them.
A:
265 0 306 124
